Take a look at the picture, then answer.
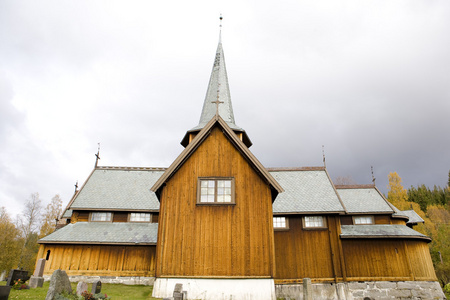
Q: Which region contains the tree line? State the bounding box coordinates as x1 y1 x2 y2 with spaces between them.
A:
0 193 62 275
387 171 450 287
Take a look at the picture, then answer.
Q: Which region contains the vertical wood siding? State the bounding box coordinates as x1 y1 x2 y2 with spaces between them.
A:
156 127 275 278
273 216 341 281
342 239 437 281
37 244 156 277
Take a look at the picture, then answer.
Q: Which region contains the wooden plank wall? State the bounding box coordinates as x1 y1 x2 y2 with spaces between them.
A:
156 126 275 278
406 240 437 280
273 216 341 282
38 244 156 277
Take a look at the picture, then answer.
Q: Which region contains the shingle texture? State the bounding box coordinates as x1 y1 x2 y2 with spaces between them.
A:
340 225 428 240
402 210 425 224
271 170 345 213
39 222 158 244
189 41 243 132
70 168 163 210
336 187 394 213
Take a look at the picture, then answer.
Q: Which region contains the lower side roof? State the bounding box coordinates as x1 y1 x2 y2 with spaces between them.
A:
38 222 158 245
340 225 430 242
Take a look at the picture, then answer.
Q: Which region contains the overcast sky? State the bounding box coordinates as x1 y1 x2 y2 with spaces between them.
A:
1 0 449 218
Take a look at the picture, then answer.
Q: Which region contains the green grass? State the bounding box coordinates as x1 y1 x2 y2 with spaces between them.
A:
1 281 162 300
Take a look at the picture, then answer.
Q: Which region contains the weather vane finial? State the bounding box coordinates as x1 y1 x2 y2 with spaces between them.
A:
95 143 101 168
371 166 376 185
322 145 327 168
219 14 223 42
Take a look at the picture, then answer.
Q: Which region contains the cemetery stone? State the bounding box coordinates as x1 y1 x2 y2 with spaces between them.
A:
76 281 88 296
45 269 72 300
29 258 46 288
91 280 102 294
6 269 30 286
173 283 184 300
0 286 12 300
0 270 6 281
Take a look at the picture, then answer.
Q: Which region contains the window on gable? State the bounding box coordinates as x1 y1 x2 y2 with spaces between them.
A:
130 212 151 222
303 216 327 229
198 178 235 204
273 217 289 230
91 212 112 222
353 215 374 225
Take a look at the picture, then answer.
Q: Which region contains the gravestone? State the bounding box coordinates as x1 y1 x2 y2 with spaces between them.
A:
173 283 184 300
45 269 72 300
91 280 102 294
76 281 88 296
29 258 46 288
0 286 12 300
0 270 6 281
6 269 30 286
303 278 312 300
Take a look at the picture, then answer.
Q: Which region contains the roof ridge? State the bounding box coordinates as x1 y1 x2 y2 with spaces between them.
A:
335 184 375 189
96 166 167 171
267 166 325 171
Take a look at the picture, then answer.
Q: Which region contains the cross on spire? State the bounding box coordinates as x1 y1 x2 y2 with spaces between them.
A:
212 83 224 116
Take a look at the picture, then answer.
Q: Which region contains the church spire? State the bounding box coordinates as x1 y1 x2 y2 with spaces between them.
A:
181 17 251 148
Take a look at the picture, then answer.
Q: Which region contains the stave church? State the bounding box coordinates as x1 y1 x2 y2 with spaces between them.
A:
37 28 444 299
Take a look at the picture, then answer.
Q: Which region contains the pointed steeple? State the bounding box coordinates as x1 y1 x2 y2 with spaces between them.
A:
181 31 251 147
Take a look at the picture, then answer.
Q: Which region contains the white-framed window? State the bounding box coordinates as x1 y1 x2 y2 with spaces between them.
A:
273 217 289 230
90 212 112 222
197 178 235 204
130 212 151 222
353 215 374 225
303 216 327 229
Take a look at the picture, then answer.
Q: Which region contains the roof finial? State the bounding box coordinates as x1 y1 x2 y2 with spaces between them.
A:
74 181 78 193
219 14 223 42
95 143 101 167
322 145 327 168
371 166 376 185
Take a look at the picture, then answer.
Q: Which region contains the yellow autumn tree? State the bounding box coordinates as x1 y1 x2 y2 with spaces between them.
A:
387 172 409 210
39 194 63 238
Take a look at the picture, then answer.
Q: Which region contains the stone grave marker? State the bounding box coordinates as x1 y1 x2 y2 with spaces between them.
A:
29 258 46 288
6 269 30 286
173 283 184 300
91 280 102 294
45 269 72 300
76 281 88 296
0 270 6 281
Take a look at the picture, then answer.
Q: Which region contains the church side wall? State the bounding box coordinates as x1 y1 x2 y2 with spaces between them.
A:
274 215 342 282
342 239 437 282
37 244 156 277
156 126 275 278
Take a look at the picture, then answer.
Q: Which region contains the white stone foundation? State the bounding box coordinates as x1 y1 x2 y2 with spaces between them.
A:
275 281 446 300
152 278 276 300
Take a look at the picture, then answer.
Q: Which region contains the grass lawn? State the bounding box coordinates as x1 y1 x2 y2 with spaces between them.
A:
1 281 162 300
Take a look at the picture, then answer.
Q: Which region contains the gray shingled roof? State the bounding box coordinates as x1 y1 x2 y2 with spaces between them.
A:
340 225 430 241
62 209 72 218
69 167 164 210
39 222 158 245
270 169 345 214
336 187 394 214
402 210 425 224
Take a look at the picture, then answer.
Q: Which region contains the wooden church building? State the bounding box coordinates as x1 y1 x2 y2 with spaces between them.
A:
37 34 444 299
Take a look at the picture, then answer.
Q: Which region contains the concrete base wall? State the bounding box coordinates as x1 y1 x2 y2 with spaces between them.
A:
275 281 446 300
152 278 276 300
42 275 155 286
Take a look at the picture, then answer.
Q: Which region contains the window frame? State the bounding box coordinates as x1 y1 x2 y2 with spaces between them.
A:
197 177 236 205
128 212 152 223
90 212 113 222
302 215 327 230
273 216 289 231
353 215 374 225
